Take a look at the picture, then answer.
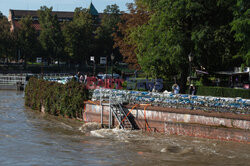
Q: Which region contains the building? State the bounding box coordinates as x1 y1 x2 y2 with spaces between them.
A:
8 2 101 32
215 67 250 89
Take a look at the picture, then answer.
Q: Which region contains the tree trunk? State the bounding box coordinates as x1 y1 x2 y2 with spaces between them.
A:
179 71 188 94
23 52 27 70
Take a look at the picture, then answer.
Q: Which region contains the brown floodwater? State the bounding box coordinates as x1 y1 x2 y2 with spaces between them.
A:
0 90 249 166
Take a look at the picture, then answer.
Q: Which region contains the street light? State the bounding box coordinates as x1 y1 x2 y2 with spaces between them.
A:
90 56 95 76
188 52 193 84
188 52 193 62
111 53 114 79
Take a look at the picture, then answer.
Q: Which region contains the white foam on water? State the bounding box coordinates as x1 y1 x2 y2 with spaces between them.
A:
160 148 167 153
90 130 105 138
79 122 102 133
81 123 249 161
89 128 161 145
90 128 131 141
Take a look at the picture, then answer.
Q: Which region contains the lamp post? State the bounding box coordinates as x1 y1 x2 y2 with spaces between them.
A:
90 56 95 76
104 56 108 88
111 53 114 79
188 52 193 84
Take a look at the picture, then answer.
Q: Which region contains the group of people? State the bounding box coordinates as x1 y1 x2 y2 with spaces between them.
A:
72 72 87 83
172 83 196 95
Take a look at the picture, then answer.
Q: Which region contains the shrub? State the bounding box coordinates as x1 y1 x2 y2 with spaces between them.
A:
25 78 89 119
122 81 127 89
196 86 250 99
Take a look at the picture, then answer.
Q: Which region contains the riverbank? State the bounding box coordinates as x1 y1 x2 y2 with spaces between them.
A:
2 90 250 165
24 78 249 143
84 101 249 143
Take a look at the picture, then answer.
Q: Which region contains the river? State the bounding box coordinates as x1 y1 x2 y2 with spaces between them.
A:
0 90 249 166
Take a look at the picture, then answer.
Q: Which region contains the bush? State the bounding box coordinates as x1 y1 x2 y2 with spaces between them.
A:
25 78 89 119
122 81 127 89
196 86 250 99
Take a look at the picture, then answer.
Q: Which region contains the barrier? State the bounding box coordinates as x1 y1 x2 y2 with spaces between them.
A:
0 74 27 90
92 89 250 114
0 75 26 85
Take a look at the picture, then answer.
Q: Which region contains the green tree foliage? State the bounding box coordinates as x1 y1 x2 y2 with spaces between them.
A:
17 16 38 66
63 8 94 64
0 14 16 62
190 0 239 71
95 4 121 62
113 3 149 69
38 6 64 64
231 0 250 66
128 0 241 91
131 0 193 85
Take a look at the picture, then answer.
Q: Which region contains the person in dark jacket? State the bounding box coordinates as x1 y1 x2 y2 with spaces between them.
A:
189 84 196 95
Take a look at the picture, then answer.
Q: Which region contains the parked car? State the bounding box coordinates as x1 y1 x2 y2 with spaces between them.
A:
97 74 120 79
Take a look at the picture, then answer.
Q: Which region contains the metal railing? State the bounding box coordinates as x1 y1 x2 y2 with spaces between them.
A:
0 74 26 85
110 98 133 130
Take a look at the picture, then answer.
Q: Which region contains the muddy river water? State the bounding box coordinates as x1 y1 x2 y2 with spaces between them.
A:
0 90 249 166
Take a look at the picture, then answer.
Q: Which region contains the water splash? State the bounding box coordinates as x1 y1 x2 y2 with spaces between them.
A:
79 122 102 133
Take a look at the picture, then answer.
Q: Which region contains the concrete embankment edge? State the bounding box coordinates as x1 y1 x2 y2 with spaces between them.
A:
84 102 249 143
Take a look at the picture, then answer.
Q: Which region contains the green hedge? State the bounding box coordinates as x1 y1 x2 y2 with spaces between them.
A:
196 86 250 99
25 78 89 118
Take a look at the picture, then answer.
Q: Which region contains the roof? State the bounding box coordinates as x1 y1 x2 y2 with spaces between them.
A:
89 2 99 16
215 71 250 75
9 3 103 31
10 9 74 19
196 70 209 75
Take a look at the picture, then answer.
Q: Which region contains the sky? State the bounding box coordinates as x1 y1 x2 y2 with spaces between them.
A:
0 0 134 17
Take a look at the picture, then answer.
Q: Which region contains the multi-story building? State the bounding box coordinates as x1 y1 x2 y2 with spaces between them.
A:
8 2 101 32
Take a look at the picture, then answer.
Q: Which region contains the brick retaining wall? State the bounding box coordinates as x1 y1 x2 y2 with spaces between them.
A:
84 102 249 143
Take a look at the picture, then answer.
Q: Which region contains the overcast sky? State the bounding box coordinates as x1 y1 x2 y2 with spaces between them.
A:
0 0 134 17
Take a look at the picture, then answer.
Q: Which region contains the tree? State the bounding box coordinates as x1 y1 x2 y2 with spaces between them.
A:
95 4 121 63
231 0 250 66
128 0 238 91
0 14 16 63
38 6 64 64
113 3 149 69
130 0 194 87
190 0 239 71
63 7 94 65
17 16 38 67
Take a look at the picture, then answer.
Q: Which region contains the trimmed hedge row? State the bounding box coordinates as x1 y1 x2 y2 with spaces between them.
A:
25 78 89 118
196 86 250 99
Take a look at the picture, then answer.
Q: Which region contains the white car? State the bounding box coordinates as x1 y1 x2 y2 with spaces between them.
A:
97 74 120 79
